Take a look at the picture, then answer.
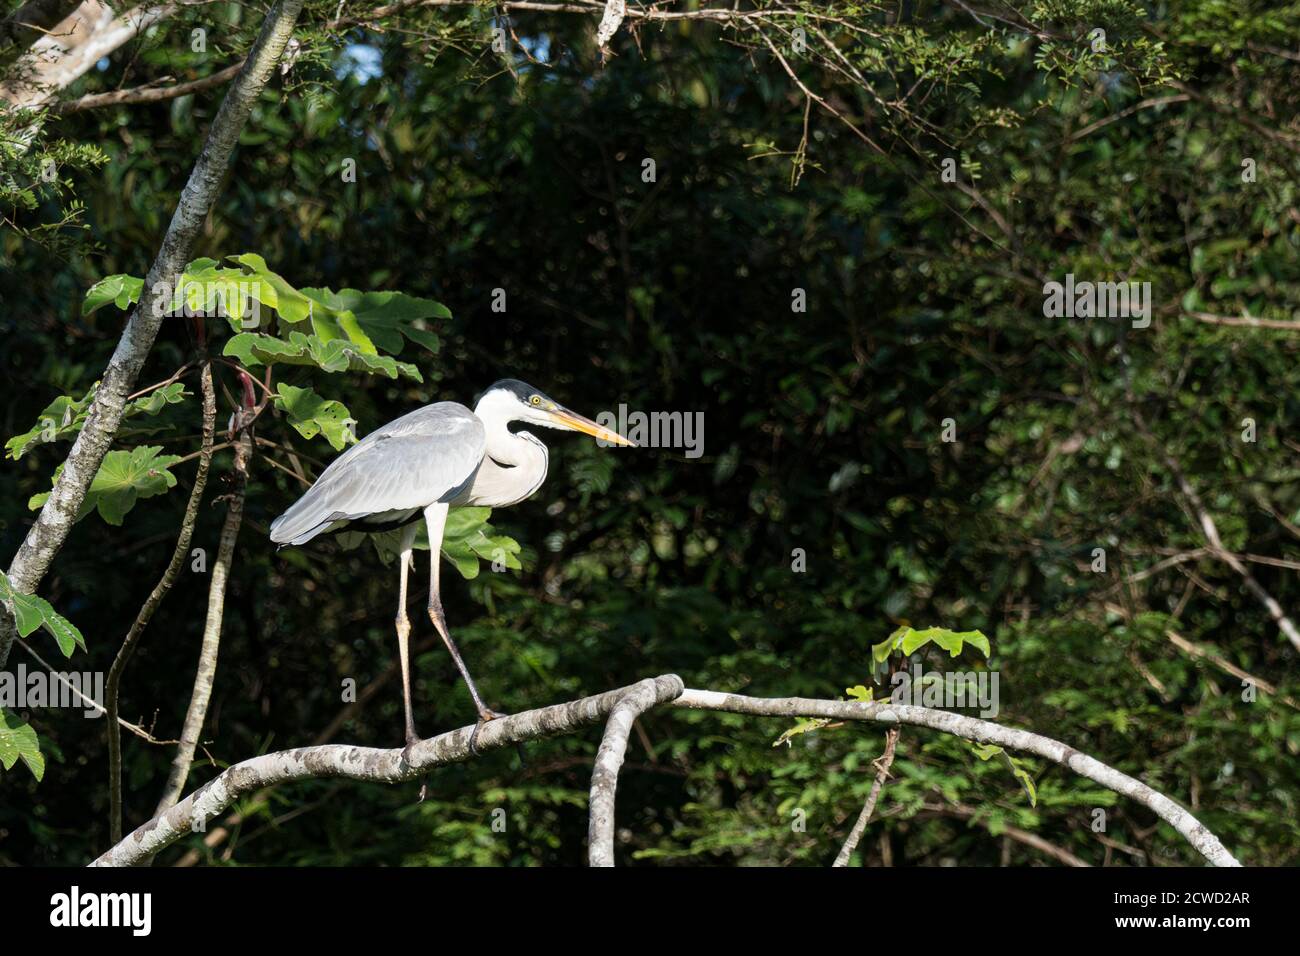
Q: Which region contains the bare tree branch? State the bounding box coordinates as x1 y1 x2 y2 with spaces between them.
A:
594 0 624 53
0 0 84 63
154 415 252 815
55 59 245 113
1133 412 1300 653
1185 311 1300 331
1166 628 1297 709
832 727 898 866
1 2 178 108
94 674 686 865
587 677 672 866
93 677 1241 867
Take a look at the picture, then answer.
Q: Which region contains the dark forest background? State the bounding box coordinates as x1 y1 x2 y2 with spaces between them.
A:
1 0 1298 866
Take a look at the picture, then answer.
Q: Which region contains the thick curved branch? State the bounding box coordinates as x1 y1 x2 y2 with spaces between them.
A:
0 0 84 64
0 0 305 671
94 676 1239 867
93 675 687 866
674 690 1241 867
1 2 178 108
587 677 673 866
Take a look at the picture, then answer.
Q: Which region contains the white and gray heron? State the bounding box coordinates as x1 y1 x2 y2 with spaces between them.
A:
269 379 636 757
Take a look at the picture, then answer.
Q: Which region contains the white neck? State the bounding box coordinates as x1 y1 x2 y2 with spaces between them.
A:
461 393 550 507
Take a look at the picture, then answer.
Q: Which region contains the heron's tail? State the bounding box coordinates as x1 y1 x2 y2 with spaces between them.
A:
269 490 337 547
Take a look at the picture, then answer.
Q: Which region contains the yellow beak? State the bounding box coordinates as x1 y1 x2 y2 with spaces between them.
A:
548 408 638 447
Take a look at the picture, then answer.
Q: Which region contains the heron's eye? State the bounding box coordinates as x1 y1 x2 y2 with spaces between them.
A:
530 395 542 406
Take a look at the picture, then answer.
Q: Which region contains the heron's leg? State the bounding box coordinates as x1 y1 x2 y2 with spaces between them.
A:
396 523 420 764
424 503 506 753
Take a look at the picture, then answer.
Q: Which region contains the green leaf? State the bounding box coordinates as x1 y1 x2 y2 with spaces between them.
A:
772 717 833 747
968 742 1036 806
361 507 522 580
845 684 874 702
272 383 358 451
1008 758 1038 807
89 257 448 364
0 708 44 781
82 274 144 315
5 381 187 460
0 572 86 656
874 625 991 661
229 252 315 322
872 625 910 663
29 445 182 526
224 331 421 381
303 287 449 355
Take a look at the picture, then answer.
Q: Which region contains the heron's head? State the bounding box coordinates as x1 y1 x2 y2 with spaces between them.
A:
475 379 637 447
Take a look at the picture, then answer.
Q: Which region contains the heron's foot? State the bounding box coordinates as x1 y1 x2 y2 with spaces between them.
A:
401 734 420 768
467 708 507 756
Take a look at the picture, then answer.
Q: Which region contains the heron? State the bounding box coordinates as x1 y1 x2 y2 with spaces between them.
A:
269 379 637 758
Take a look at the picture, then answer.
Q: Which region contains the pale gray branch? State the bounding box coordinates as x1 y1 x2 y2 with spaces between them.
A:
93 675 686 866
109 361 217 844
1 2 178 108
594 0 624 50
587 677 672 866
673 689 1242 867
93 676 1240 867
154 423 251 816
832 726 898 866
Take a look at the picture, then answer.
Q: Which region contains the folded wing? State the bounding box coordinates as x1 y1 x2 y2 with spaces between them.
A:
269 402 486 546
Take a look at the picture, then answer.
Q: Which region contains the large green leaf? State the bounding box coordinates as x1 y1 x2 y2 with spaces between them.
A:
224 331 422 381
0 708 44 781
28 445 182 526
81 274 144 315
5 382 187 460
338 507 523 580
0 571 86 657
228 252 316 323
272 383 358 450
872 626 991 662
302 287 448 355
83 256 448 365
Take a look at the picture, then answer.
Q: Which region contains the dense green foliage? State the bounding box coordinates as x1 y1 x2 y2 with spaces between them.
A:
1 0 1298 866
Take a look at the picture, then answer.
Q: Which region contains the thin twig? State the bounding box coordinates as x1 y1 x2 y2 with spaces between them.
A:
832 727 899 866
56 60 246 113
153 399 254 816
16 637 177 744
108 360 217 844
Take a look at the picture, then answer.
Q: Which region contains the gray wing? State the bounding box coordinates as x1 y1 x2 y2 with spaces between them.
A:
269 402 485 547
